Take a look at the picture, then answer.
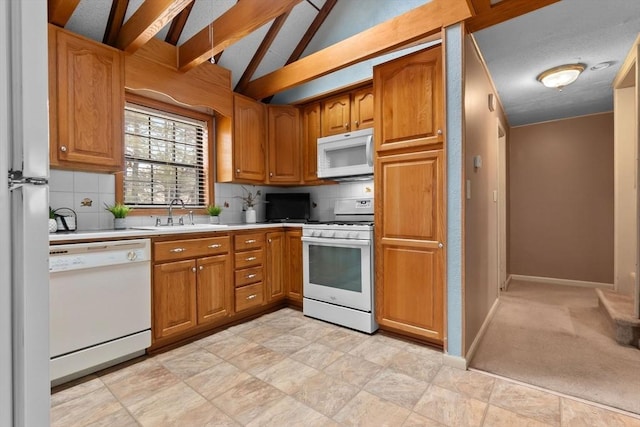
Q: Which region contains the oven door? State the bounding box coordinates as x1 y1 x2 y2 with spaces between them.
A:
302 236 372 312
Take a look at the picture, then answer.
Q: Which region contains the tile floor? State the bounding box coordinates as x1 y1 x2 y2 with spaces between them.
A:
51 308 640 426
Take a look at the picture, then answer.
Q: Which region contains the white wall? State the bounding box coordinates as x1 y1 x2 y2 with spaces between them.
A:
48 169 373 231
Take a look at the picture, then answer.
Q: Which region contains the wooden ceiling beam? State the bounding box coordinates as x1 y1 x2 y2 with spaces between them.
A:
103 0 129 46
235 11 291 93
48 0 81 27
116 0 193 53
287 0 337 65
178 0 302 72
465 0 560 33
243 0 472 100
164 1 194 45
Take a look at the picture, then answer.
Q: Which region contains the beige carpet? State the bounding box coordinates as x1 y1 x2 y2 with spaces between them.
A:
469 280 640 415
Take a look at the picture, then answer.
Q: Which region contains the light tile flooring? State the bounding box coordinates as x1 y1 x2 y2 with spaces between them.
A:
51 308 640 426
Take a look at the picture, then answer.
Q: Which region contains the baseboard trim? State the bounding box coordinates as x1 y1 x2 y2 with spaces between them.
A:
443 353 468 370
502 274 513 291
510 274 614 290
464 297 500 366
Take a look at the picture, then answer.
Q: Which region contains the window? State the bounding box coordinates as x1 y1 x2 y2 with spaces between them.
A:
120 96 213 212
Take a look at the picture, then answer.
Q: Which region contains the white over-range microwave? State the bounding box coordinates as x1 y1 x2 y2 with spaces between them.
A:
317 128 374 180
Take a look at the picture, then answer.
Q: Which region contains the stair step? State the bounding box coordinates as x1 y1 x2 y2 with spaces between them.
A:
596 289 640 348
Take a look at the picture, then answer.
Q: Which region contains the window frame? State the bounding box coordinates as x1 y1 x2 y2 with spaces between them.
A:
116 93 215 216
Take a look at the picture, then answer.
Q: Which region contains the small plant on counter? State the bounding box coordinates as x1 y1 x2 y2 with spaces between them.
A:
49 206 56 219
206 204 223 216
103 202 132 218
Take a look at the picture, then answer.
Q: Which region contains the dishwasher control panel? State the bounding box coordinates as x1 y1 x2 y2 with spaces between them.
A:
49 239 150 272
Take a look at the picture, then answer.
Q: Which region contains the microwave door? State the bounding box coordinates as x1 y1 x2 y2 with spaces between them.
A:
318 135 374 178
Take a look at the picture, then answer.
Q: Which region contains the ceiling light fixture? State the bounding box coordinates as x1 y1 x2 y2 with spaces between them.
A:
536 64 585 90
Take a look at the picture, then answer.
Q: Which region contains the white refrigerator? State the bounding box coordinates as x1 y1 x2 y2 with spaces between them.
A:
1 1 51 426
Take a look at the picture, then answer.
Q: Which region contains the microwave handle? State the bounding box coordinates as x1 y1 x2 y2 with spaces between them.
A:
366 135 373 166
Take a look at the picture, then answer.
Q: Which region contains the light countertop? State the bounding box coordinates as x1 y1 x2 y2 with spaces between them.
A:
49 223 304 243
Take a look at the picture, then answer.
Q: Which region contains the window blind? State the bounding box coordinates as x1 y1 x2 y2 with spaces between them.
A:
123 103 208 208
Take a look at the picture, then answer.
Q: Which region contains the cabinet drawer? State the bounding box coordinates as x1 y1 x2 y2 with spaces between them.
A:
235 283 264 312
234 249 263 269
235 266 263 287
154 236 230 262
234 232 265 251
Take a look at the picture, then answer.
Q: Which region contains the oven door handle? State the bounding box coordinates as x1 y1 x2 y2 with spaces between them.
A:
301 236 371 246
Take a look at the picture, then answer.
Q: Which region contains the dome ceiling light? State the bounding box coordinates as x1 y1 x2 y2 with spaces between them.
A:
536 64 585 90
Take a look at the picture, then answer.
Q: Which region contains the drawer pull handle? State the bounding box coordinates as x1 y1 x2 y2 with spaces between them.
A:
246 273 257 279
169 248 186 253
208 244 222 249
245 256 257 261
246 294 257 300
245 239 257 244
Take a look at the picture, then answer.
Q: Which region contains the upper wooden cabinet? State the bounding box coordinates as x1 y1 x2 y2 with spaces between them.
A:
267 105 301 184
374 46 443 153
301 102 322 183
48 25 124 172
217 93 266 183
321 85 374 136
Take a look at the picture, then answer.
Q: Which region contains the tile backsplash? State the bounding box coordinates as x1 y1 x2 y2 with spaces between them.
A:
49 170 374 231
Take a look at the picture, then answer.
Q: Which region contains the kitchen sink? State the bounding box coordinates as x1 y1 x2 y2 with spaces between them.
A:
131 224 229 233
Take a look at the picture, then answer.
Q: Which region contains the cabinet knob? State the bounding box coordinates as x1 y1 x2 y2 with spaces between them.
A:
344 123 349 128
269 172 273 177
60 146 67 152
268 239 272 243
191 267 196 272
437 129 443 135
199 265 204 271
236 168 240 174
355 120 359 127
438 242 444 248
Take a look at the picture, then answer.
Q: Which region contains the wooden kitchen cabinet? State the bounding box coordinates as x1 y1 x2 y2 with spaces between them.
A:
152 236 231 340
285 229 303 303
374 45 445 345
321 85 373 136
267 105 301 184
48 25 124 172
216 93 266 183
374 46 443 154
301 102 322 183
266 231 285 302
233 232 266 312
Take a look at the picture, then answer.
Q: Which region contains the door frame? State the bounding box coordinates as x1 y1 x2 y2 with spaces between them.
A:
497 118 508 292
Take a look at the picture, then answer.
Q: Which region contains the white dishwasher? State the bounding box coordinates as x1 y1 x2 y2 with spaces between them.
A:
49 238 151 385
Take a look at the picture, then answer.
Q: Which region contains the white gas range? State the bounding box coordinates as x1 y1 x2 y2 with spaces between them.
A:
302 198 378 333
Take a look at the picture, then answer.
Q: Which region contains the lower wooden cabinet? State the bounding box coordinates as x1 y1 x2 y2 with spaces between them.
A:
285 230 303 302
266 231 285 302
152 236 231 341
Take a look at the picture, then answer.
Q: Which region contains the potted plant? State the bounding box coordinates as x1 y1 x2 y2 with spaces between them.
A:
236 186 261 223
206 204 223 224
48 207 58 233
104 202 132 229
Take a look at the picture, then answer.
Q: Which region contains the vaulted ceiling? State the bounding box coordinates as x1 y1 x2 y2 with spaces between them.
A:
48 0 637 127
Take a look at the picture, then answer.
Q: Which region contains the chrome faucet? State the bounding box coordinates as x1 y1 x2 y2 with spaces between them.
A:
167 198 185 226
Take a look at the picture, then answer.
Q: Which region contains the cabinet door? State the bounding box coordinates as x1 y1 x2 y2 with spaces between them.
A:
153 260 197 339
322 93 351 136
234 94 266 182
266 231 285 301
374 45 443 153
197 254 232 324
51 26 124 172
351 86 374 131
301 103 321 182
376 150 444 342
267 106 301 183
285 230 303 302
